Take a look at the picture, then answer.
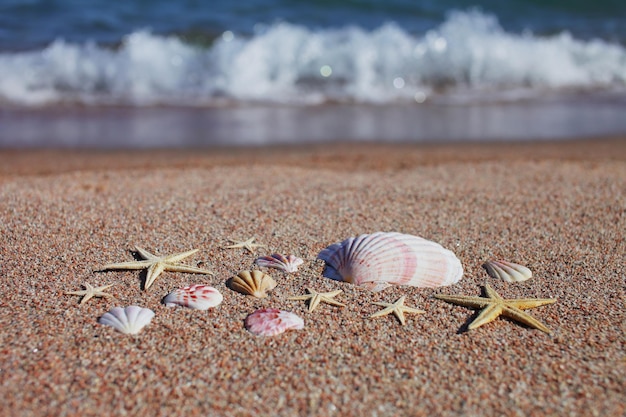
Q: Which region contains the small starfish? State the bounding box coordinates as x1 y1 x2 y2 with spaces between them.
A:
223 237 266 254
100 246 213 290
65 283 115 305
288 288 346 312
434 283 557 334
369 296 425 326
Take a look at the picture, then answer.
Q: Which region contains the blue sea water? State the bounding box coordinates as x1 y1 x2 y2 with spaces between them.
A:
1 0 626 147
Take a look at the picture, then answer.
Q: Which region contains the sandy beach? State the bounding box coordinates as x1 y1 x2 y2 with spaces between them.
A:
1 139 624 417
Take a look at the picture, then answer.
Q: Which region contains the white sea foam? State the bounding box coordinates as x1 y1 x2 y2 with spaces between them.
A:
1 10 625 106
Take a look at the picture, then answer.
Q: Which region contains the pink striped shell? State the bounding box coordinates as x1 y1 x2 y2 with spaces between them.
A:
255 254 304 273
163 285 223 310
318 232 463 292
244 308 304 336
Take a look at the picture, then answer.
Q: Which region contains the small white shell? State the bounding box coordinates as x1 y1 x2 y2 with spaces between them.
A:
244 308 304 336
255 254 304 273
228 270 277 298
483 260 532 282
318 232 463 292
163 285 223 310
99 306 155 334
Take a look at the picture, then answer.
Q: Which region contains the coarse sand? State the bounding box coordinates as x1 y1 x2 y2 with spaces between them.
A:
0 139 624 417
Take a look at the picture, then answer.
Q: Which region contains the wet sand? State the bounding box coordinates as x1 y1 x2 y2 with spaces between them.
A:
1 140 624 416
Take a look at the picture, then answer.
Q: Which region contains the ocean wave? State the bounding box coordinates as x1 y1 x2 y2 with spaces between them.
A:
1 10 625 107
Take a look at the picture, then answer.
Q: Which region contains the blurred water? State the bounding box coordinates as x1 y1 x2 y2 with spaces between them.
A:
1 1 625 147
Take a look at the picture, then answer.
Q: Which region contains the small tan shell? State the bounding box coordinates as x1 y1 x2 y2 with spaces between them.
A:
482 260 532 282
229 270 277 298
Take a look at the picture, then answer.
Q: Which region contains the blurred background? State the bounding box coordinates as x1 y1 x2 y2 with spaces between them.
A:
1 0 625 147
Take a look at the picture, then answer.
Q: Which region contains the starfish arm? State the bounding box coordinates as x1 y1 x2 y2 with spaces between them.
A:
164 265 214 275
434 294 491 308
369 306 394 319
287 295 313 301
164 249 200 263
400 306 426 315
506 298 557 310
320 297 346 308
468 304 503 330
134 246 159 260
94 284 115 292
65 290 88 296
394 310 411 326
484 284 504 301
145 262 166 290
308 295 322 312
100 260 153 270
79 294 95 305
96 292 115 299
502 305 552 334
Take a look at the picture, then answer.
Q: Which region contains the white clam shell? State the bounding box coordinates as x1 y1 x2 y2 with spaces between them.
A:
318 232 463 292
483 260 532 282
244 308 304 336
99 306 155 334
255 254 304 273
163 285 223 310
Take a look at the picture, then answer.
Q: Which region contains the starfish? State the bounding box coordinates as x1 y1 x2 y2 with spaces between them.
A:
369 296 425 326
100 246 213 290
65 283 115 305
288 288 346 312
434 283 557 334
223 237 266 253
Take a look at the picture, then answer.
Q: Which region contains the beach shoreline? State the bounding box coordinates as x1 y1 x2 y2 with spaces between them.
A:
1 139 624 416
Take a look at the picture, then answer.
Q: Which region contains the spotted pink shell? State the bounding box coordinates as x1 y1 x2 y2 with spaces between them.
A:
318 232 463 292
244 308 304 336
163 285 223 310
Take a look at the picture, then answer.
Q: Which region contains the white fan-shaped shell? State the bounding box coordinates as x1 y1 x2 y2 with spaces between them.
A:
255 254 304 273
317 232 463 292
99 306 155 334
483 260 532 282
163 285 223 310
244 308 304 336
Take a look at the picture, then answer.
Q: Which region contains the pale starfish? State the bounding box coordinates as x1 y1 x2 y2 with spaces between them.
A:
223 237 266 253
369 296 425 326
288 288 346 312
434 283 557 334
100 247 213 290
65 283 115 305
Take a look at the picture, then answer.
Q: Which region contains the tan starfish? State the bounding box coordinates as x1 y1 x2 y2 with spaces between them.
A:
369 296 425 325
65 283 115 305
223 237 266 253
100 246 213 290
434 283 557 334
288 288 346 312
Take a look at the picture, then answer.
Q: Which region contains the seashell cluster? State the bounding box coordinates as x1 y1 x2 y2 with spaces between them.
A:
318 232 463 292
99 306 155 335
164 284 223 310
482 260 532 283
228 270 277 298
245 308 304 336
255 253 304 273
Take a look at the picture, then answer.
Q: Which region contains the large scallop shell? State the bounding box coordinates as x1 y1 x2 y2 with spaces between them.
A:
99 306 155 334
228 270 277 298
482 260 532 282
317 232 463 292
255 254 304 273
244 308 304 336
163 285 223 310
